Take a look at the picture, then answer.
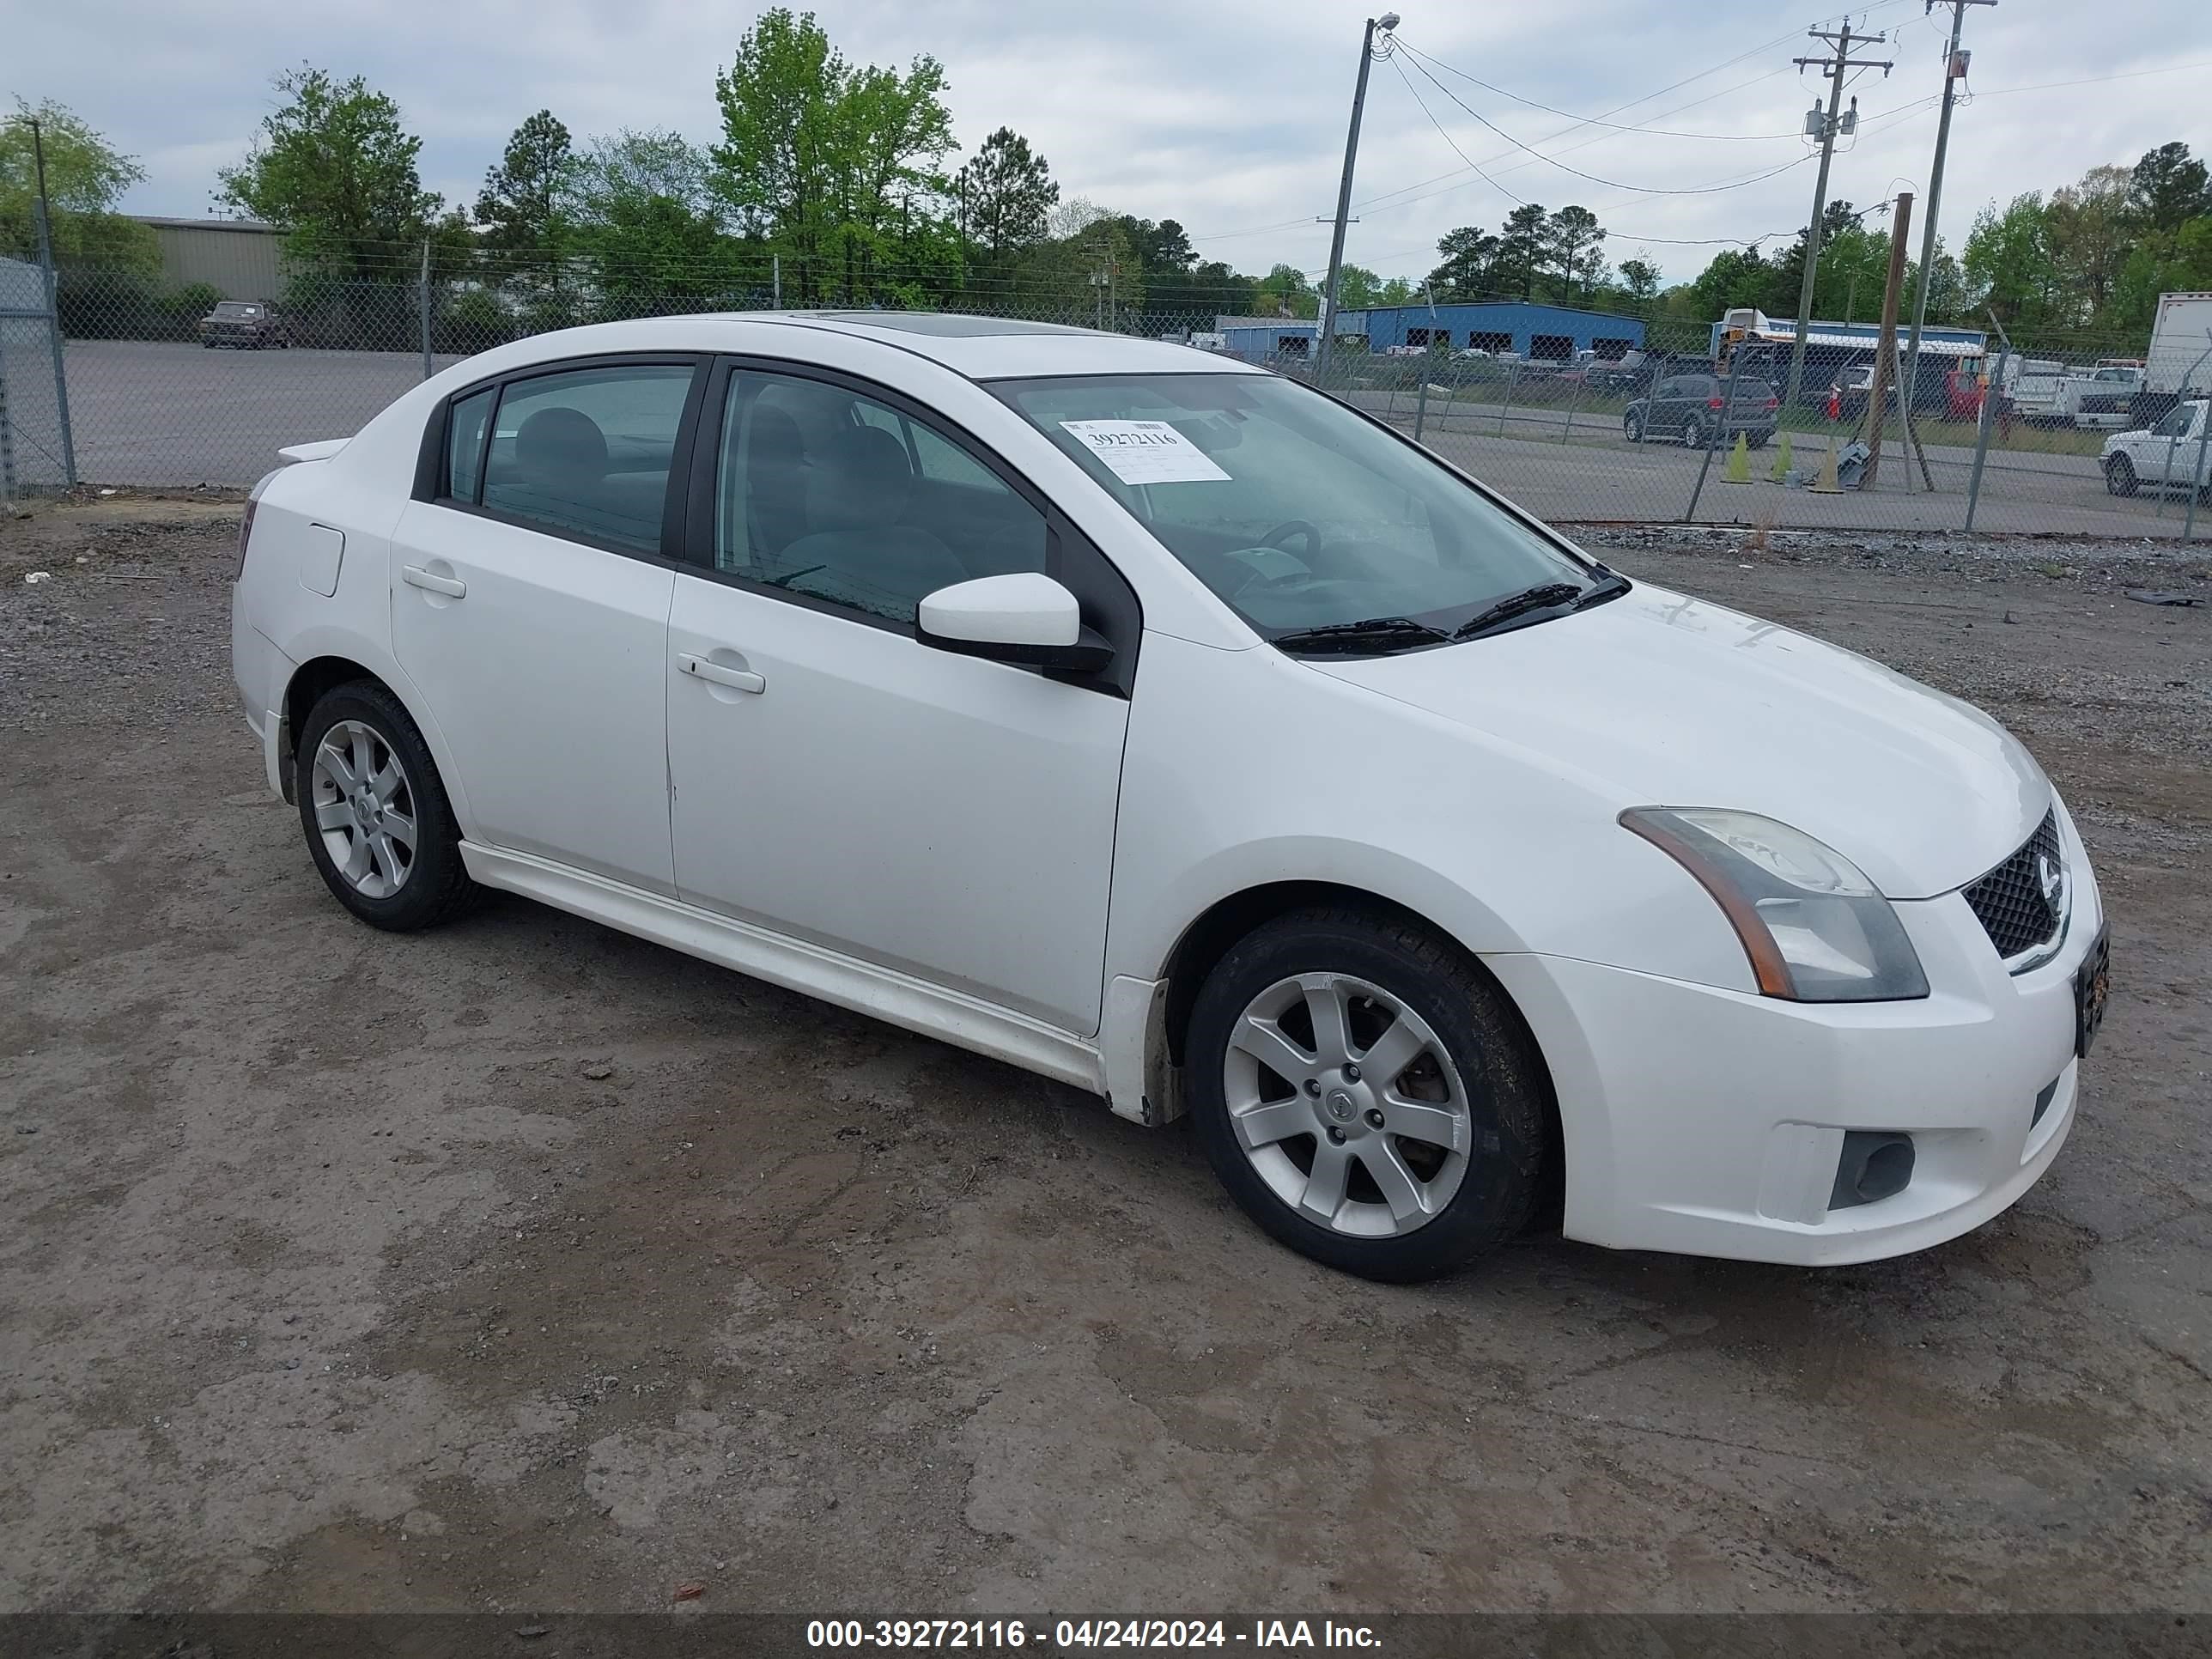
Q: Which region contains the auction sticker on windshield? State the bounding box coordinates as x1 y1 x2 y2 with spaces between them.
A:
1059 420 1231 485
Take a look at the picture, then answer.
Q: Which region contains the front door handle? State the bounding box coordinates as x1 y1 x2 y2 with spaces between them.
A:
677 653 765 695
402 564 466 599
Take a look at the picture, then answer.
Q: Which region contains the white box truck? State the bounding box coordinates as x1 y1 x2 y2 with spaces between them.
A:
2136 291 2212 426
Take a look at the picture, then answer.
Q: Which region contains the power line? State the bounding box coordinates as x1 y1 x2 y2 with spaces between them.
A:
1394 40 1809 142
1395 51 1817 197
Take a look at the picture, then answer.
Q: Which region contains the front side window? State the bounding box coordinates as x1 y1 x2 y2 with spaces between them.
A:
478 363 694 555
712 371 1047 624
989 372 1607 647
2153 404 2194 438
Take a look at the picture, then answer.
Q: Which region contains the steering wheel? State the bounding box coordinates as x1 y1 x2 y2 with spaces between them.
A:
1261 520 1323 562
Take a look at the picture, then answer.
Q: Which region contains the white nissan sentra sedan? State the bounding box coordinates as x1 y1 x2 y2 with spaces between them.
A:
231 313 2111 1281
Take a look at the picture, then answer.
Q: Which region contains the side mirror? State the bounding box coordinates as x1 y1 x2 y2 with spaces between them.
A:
916 573 1113 673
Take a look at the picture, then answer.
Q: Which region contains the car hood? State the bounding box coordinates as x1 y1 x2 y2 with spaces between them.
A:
1311 582 2049 898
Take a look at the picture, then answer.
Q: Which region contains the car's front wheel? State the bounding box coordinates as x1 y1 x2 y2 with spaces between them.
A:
1625 412 1644 442
296 680 484 932
1187 905 1547 1281
2105 454 2138 496
1681 414 1706 451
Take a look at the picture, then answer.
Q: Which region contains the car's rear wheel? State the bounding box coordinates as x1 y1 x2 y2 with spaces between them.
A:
2105 454 2138 497
296 680 484 932
1681 414 1706 451
1187 905 1547 1282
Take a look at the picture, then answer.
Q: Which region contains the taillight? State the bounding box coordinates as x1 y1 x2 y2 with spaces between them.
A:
238 466 283 580
235 500 258 580
1708 397 1724 410
1763 397 1779 410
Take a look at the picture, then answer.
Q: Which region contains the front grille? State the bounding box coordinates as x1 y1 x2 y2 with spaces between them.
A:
1961 811 2064 962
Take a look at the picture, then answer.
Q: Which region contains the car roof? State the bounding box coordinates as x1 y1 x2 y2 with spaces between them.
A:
655 310 1266 383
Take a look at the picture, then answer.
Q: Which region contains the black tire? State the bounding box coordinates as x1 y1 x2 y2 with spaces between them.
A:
1681 414 1706 451
295 679 485 932
1625 413 1644 443
1186 904 1549 1283
2105 455 2137 497
1748 432 1770 450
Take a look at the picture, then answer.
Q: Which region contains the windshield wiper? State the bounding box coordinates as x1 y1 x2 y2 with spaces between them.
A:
1450 574 1627 642
1269 617 1451 655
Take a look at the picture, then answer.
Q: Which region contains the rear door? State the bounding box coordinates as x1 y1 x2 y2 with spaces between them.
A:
391 356 706 896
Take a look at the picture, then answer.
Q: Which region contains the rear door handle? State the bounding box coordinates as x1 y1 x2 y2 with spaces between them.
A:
677 653 765 695
402 564 466 599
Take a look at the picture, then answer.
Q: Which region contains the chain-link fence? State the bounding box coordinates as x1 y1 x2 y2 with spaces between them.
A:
0 253 74 500
17 259 2212 542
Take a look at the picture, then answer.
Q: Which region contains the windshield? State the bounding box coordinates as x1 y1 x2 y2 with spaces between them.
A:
216 303 262 316
988 372 1607 647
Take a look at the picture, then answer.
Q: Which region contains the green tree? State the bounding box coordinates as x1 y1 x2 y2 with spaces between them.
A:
1546 204 1606 303
1683 245 1770 321
1426 226 1498 301
1962 193 2057 326
475 110 574 278
1616 258 1661 309
1332 265 1386 309
1255 261 1316 318
954 126 1057 263
2128 142 2210 234
0 98 159 270
711 7 954 303
1376 276 1415 307
2045 164 2133 323
1496 204 1549 300
566 131 744 304
216 65 443 277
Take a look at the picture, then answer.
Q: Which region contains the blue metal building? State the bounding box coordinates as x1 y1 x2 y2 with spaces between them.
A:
1216 317 1324 362
1347 302 1646 359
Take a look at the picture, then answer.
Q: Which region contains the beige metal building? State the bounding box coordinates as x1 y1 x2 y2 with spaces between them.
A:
130 216 284 300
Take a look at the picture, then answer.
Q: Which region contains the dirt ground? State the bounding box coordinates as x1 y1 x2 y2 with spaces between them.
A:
3 495 2209 1620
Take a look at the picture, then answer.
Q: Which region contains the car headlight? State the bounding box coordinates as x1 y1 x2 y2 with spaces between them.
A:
1620 807 1929 1002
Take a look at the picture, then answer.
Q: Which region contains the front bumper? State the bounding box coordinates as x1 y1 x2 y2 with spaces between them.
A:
1488 815 2105 1266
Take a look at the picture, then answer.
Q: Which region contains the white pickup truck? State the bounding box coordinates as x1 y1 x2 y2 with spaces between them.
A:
2054 364 2144 428
2101 398 2211 499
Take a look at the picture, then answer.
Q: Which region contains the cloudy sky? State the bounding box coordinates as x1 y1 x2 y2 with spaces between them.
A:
18 0 2210 286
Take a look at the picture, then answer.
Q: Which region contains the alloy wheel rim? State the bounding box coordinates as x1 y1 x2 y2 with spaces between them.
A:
1222 972 1473 1238
309 720 418 899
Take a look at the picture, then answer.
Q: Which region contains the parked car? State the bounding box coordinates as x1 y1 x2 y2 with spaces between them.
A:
1587 349 1648 393
1623 373 1779 448
233 313 2107 1281
2101 398 2211 498
199 300 290 349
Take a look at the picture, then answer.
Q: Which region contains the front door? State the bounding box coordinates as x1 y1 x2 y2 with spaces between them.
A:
665 365 1133 1034
391 357 702 895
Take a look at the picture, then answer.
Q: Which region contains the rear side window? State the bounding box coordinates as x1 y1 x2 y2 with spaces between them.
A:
446 388 493 502
479 364 694 555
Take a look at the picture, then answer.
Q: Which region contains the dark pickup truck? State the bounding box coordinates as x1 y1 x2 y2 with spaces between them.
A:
199 301 290 349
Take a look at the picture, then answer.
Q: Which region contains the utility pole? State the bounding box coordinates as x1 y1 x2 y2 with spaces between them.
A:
1861 191 1914 490
1783 22 1892 414
1901 0 1996 422
1316 11 1399 385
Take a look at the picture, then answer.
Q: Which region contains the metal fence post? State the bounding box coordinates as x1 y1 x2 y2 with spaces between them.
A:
1559 365 1585 443
772 253 781 309
2184 408 2211 544
418 240 434 381
1413 375 1429 443
1493 363 1521 437
1683 352 1746 524
1964 346 2008 533
0 336 15 503
33 201 77 486
2157 436 2179 519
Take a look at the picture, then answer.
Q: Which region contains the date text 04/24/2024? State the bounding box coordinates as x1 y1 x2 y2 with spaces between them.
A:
805 1620 1383 1649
